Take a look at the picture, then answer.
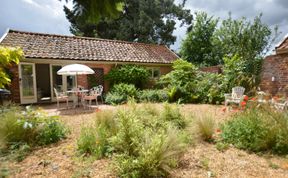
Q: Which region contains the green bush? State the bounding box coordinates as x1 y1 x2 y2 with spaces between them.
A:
76 102 189 177
193 114 216 142
0 106 67 160
0 106 67 148
105 83 138 104
105 65 150 88
114 127 186 178
37 118 67 145
77 111 117 158
159 59 198 103
221 106 288 154
138 89 168 103
161 103 187 129
192 72 225 104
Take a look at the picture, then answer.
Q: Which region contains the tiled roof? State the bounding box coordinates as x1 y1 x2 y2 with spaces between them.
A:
0 29 178 64
276 36 288 54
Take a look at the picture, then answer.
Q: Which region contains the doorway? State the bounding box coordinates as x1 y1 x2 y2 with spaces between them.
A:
35 64 51 103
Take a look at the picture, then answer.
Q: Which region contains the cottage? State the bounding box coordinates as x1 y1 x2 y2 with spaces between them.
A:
0 29 178 104
260 36 288 96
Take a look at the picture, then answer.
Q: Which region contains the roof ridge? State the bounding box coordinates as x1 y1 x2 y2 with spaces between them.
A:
8 29 167 47
276 34 288 49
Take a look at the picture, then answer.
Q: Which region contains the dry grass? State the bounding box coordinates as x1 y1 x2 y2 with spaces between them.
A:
2 104 288 178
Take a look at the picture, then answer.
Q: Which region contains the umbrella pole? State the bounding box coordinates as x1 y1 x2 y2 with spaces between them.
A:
76 73 78 87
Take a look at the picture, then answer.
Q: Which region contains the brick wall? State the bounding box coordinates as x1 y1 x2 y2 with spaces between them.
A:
200 65 222 73
259 54 288 96
8 64 20 103
77 64 113 93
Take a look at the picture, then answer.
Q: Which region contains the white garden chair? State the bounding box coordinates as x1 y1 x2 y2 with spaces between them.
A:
82 86 103 109
224 86 245 106
53 88 69 109
271 97 288 110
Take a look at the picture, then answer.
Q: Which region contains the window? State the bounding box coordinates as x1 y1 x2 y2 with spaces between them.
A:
148 68 161 79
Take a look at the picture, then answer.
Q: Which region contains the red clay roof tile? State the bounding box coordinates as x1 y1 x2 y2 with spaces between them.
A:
0 29 178 64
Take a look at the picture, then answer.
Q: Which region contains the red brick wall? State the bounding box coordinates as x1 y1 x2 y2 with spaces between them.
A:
259 54 288 96
8 64 20 103
200 65 222 73
77 64 114 93
159 66 172 75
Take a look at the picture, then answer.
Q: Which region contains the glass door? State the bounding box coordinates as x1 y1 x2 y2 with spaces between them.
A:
50 64 77 101
19 63 37 104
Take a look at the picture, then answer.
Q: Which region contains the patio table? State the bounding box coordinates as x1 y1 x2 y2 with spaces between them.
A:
66 89 89 107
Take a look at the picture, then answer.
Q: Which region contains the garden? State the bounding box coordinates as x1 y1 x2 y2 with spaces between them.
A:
1 9 288 178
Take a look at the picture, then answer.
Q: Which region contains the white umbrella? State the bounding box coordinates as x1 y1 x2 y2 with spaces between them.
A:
57 64 94 75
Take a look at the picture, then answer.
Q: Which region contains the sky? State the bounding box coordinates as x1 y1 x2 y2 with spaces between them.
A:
0 0 287 53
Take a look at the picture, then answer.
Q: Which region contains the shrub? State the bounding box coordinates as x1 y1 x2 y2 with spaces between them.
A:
77 103 189 177
138 89 168 103
159 59 198 103
0 106 67 160
193 114 216 142
161 103 187 129
193 72 225 104
105 65 150 88
221 106 288 154
114 127 186 178
77 127 98 156
37 118 67 145
77 110 117 158
109 110 144 156
105 83 138 104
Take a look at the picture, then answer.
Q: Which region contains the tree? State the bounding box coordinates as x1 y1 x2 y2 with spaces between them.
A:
180 12 219 66
214 13 278 63
62 0 124 24
64 0 192 46
0 46 23 88
215 14 278 94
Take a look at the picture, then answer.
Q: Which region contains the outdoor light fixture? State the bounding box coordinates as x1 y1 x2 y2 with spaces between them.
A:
272 76 275 81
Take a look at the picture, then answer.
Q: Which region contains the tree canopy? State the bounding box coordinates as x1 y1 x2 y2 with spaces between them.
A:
64 0 192 46
180 12 219 66
180 12 278 67
62 0 124 24
0 46 23 88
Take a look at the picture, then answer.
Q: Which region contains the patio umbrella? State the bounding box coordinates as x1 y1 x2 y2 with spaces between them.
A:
57 64 95 87
57 64 94 75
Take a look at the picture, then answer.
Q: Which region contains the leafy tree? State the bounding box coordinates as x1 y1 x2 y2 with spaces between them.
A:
62 0 124 24
0 46 23 88
64 0 192 46
214 13 278 62
215 14 278 94
180 12 219 66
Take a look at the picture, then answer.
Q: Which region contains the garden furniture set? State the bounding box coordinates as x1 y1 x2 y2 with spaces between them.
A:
54 85 103 110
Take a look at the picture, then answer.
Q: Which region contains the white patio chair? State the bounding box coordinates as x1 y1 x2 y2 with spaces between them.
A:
95 85 104 104
224 86 245 106
53 88 69 109
271 97 288 110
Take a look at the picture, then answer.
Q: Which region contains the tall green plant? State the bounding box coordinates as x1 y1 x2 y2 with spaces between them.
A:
159 59 198 102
